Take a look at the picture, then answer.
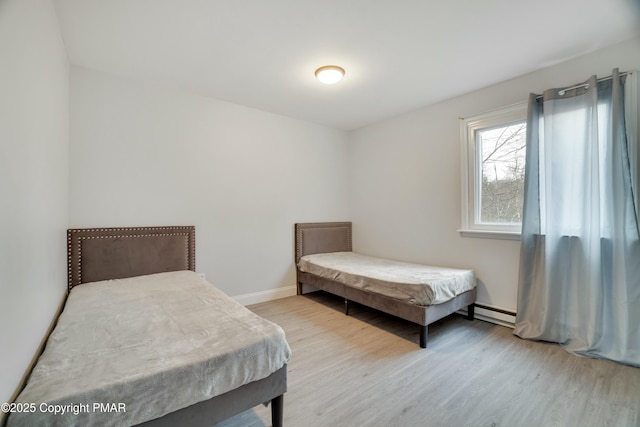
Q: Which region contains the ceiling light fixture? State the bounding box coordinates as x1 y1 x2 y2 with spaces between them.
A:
315 65 345 84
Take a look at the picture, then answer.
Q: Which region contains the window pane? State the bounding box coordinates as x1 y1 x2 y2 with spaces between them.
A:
477 121 526 224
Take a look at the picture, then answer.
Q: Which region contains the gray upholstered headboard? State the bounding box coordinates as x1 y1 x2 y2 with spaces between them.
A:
294 222 352 263
67 226 195 291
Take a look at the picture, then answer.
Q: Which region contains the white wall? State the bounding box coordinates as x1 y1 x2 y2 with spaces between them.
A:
348 37 640 314
69 66 350 299
0 0 69 405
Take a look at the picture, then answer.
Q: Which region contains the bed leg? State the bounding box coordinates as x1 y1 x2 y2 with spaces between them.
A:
271 394 284 427
419 325 428 348
344 299 350 316
467 303 475 321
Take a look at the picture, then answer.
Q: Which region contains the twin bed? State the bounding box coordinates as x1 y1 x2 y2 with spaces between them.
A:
295 222 477 348
8 226 291 427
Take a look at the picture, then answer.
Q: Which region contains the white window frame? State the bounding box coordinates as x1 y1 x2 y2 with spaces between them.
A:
459 102 527 240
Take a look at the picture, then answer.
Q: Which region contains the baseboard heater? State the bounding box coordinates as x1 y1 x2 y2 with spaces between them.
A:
474 303 516 317
462 303 517 328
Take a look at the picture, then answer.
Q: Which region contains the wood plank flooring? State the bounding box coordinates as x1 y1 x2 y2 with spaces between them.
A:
215 292 640 427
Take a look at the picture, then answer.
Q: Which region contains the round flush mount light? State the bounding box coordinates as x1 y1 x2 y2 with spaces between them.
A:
315 65 345 84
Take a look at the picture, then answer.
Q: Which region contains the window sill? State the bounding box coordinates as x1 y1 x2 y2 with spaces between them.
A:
458 229 521 241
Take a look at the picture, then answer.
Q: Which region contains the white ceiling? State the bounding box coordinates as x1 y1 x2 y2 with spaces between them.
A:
53 0 640 130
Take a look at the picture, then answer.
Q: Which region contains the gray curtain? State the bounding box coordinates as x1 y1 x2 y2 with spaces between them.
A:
514 69 640 366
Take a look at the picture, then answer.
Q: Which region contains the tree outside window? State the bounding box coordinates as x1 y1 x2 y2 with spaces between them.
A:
477 122 526 224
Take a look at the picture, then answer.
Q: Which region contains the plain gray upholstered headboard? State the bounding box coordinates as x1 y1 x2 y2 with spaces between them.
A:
294 222 352 263
67 226 195 291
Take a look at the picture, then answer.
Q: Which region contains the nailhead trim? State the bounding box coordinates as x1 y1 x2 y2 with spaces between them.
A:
67 226 195 291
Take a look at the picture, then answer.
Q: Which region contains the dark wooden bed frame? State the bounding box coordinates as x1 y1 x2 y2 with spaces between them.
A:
67 226 286 427
295 222 476 348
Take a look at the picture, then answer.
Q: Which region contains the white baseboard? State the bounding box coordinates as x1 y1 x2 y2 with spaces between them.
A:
233 286 297 306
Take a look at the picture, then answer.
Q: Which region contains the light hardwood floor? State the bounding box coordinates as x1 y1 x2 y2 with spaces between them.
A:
216 292 640 427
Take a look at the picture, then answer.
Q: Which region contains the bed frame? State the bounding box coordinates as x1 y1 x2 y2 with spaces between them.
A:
295 222 476 348
67 226 286 427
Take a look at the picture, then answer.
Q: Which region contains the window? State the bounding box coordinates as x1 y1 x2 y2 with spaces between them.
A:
460 102 527 239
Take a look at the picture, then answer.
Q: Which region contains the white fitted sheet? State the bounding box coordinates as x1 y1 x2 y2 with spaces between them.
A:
8 271 291 427
299 252 476 306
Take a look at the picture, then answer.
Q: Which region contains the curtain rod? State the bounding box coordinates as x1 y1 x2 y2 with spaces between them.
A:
535 71 631 100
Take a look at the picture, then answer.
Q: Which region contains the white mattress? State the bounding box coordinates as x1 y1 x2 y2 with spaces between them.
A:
8 271 291 427
298 252 476 306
